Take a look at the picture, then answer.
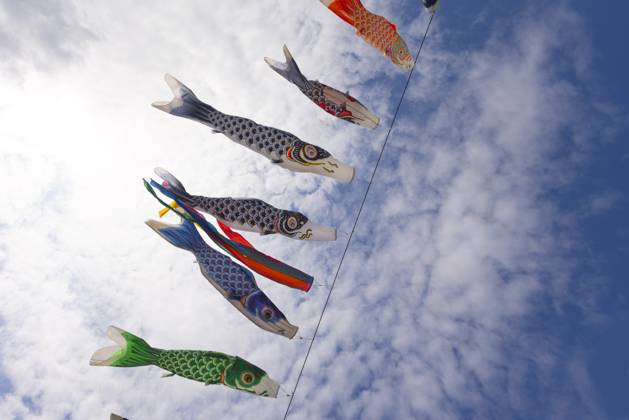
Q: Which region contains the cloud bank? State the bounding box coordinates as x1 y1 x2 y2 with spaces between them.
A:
0 0 95 80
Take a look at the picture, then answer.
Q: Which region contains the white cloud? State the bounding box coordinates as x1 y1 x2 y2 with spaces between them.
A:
0 0 95 80
0 1 618 419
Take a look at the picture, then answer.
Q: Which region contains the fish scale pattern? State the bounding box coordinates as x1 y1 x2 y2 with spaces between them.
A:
352 2 398 56
301 81 347 117
157 350 234 384
186 100 294 159
192 246 258 297
192 197 281 234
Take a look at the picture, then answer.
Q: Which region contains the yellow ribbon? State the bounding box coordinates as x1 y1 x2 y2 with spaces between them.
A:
158 201 179 217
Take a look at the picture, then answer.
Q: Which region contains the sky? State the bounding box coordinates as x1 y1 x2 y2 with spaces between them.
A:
0 1 628 419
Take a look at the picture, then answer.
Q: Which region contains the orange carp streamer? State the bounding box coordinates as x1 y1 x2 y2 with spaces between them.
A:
321 0 414 70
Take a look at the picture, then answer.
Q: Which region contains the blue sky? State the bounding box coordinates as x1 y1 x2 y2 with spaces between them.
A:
537 1 629 417
0 1 628 419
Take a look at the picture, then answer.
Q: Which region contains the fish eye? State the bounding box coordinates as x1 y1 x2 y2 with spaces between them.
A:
241 372 254 384
286 216 298 230
262 307 274 320
303 144 318 160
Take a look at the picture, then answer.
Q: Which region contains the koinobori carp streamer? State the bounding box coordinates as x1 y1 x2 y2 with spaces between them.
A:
265 45 379 129
152 74 354 182
145 215 299 339
91 326 281 397
144 179 315 292
320 0 414 70
154 167 336 241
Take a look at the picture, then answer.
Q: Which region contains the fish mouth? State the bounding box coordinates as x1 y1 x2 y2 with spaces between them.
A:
265 318 298 339
253 375 281 398
249 316 298 339
231 299 299 339
395 59 415 71
319 157 354 182
294 221 336 241
341 107 380 129
277 153 354 182
352 114 380 129
321 86 380 129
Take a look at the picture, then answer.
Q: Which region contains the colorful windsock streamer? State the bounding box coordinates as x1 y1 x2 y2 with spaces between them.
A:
265 45 379 128
91 326 281 397
320 0 414 70
152 74 354 182
145 179 315 292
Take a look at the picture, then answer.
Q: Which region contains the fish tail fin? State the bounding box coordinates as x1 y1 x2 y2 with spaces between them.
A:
264 45 308 89
90 326 161 368
320 0 363 26
154 167 195 205
151 74 216 119
145 218 206 252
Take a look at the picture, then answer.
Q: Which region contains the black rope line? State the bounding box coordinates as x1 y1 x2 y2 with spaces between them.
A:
283 13 436 420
